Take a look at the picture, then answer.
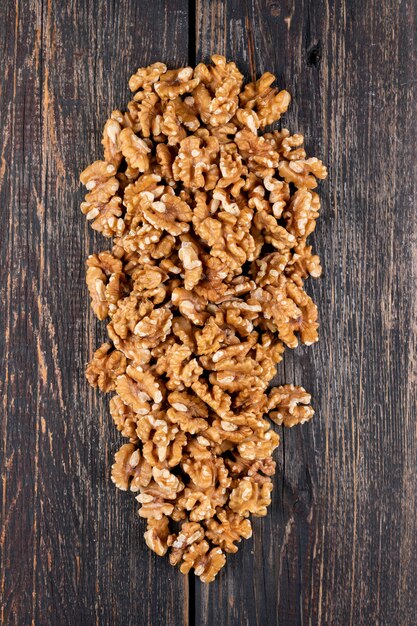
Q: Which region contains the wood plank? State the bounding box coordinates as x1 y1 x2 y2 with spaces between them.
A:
194 0 417 624
0 1 189 624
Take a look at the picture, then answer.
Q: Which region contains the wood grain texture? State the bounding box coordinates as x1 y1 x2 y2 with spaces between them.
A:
0 0 415 625
195 0 416 625
0 1 189 625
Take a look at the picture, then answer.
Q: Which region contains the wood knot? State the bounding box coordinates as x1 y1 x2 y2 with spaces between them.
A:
307 42 322 67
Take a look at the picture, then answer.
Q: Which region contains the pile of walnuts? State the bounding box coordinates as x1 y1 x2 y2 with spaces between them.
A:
81 55 327 583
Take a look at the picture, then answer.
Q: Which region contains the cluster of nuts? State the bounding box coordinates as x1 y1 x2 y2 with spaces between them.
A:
81 56 326 582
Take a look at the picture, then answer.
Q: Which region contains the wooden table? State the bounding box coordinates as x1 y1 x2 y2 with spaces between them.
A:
1 1 415 624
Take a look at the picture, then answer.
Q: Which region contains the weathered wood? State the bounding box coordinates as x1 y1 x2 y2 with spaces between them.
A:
195 0 417 624
0 1 189 625
1 0 416 624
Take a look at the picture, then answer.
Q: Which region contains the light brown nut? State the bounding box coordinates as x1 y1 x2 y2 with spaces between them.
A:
205 509 252 553
169 522 205 565
267 384 315 427
119 127 151 172
154 67 200 99
173 135 219 189
179 541 226 583
109 395 139 442
111 443 152 491
142 193 193 236
133 306 173 348
86 343 126 392
102 117 123 167
144 516 171 556
130 92 161 138
129 62 167 92
80 161 123 237
178 241 203 290
278 157 327 189
239 71 291 127
229 477 273 517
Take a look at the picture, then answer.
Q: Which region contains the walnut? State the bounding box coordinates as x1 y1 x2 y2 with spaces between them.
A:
123 173 163 218
154 341 202 391
136 468 184 518
142 428 187 468
227 455 276 484
136 489 174 520
109 294 152 340
239 71 291 127
235 108 260 133
134 306 173 348
105 272 129 314
237 428 280 460
171 317 196 350
102 117 123 167
285 241 322 286
178 241 203 290
129 62 167 92
204 420 253 445
229 477 273 517
81 56 327 582
109 395 139 441
172 97 200 131
278 157 327 189
111 443 152 491
283 280 319 346
207 121 238 144
156 143 175 183
154 67 199 99
205 509 252 553
167 390 208 434
152 466 184 498
86 343 126 392
109 331 152 366
217 143 247 191
126 365 163 403
253 252 291 288
178 457 231 521
144 516 171 556
255 278 319 347
194 56 243 126
173 135 219 189
235 129 280 177
254 210 296 251
119 127 151 172
160 100 187 146
267 384 314 427
80 161 123 237
171 288 209 326
180 541 226 583
191 380 231 418
273 131 307 160
85 265 108 320
263 176 290 218
195 209 256 273
142 193 193 236
195 318 224 355
284 188 320 239
131 265 167 293
86 252 126 318
169 521 205 565
115 374 152 415
130 91 161 138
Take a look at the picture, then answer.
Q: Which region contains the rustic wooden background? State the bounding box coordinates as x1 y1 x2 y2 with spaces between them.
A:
1 0 416 624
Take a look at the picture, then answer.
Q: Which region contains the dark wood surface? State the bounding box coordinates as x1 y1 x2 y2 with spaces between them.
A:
1 0 415 624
